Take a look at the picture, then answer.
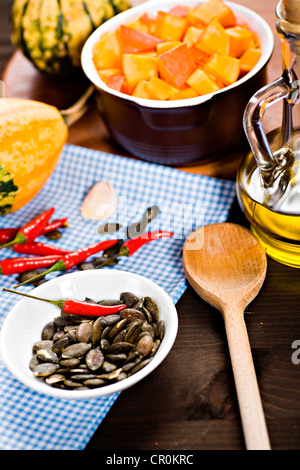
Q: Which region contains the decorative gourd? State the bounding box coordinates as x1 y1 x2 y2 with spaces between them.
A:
10 0 130 77
0 98 68 214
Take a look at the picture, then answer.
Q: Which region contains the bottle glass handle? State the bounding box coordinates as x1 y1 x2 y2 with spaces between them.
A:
243 76 290 185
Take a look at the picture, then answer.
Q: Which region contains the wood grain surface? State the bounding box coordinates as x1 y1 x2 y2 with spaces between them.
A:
1 0 300 451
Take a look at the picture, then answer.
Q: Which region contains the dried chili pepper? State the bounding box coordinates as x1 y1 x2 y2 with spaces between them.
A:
95 230 174 268
13 242 70 256
0 255 61 275
14 238 119 287
2 288 127 317
0 207 55 249
0 218 69 245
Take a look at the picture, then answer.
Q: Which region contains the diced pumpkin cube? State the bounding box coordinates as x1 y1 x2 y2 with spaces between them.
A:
118 25 163 53
154 11 188 41
189 45 209 66
157 43 196 88
97 68 122 83
146 77 179 100
141 13 156 35
226 26 253 58
156 41 182 54
93 31 122 70
186 68 220 95
132 80 153 99
239 48 262 73
203 53 240 85
183 26 204 46
169 87 199 100
196 19 230 55
106 74 129 94
127 15 151 34
187 0 236 28
169 5 189 17
122 54 158 92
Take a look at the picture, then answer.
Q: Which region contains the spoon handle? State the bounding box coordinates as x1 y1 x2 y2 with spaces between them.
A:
223 308 271 450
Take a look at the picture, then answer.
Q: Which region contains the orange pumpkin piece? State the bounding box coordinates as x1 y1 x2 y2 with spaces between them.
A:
154 11 188 41
169 5 189 17
146 77 179 100
93 31 122 69
188 0 236 28
132 80 153 99
169 87 199 100
122 53 158 92
203 53 240 85
196 18 230 55
156 41 181 54
183 26 204 46
189 45 209 66
186 68 220 95
226 26 253 58
118 25 163 53
97 68 122 83
239 48 262 73
157 43 196 88
127 15 151 34
106 74 129 93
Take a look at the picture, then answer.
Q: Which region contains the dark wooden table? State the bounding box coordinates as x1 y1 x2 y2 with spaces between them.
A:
1 0 300 451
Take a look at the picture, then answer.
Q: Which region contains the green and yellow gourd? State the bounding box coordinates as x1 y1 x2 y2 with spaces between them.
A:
11 0 130 77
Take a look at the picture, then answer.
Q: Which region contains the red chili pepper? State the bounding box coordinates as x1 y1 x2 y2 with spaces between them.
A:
95 230 174 268
42 217 69 234
0 228 19 244
13 242 71 256
0 218 68 245
0 255 61 275
2 288 127 317
14 238 119 287
0 207 55 249
122 230 174 256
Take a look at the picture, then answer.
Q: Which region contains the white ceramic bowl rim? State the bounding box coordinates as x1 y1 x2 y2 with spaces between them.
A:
81 0 274 109
0 269 178 399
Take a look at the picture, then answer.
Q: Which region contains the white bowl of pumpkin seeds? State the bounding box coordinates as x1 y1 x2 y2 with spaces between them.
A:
0 269 178 399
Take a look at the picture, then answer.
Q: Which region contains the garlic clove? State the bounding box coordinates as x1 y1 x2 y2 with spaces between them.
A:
81 181 118 220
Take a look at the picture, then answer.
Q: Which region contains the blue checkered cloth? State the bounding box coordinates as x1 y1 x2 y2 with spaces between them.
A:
0 144 236 450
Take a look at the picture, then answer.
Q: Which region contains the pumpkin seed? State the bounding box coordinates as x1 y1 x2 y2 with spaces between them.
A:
97 222 122 234
45 373 65 385
61 343 91 359
120 292 139 308
93 256 119 267
33 363 59 377
120 308 146 322
76 322 93 343
136 334 153 358
85 348 104 371
41 322 56 340
37 348 59 363
125 205 159 238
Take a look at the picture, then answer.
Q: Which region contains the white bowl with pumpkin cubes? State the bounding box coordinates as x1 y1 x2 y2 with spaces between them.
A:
0 269 178 399
81 0 274 166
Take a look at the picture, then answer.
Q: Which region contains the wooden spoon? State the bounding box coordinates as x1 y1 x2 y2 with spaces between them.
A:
182 223 270 450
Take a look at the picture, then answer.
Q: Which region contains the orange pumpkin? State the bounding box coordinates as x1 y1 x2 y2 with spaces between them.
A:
0 98 68 214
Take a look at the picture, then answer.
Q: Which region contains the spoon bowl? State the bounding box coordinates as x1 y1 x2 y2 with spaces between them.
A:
183 223 270 450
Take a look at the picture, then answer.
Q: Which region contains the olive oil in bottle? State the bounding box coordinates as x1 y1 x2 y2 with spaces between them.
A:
237 132 300 267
